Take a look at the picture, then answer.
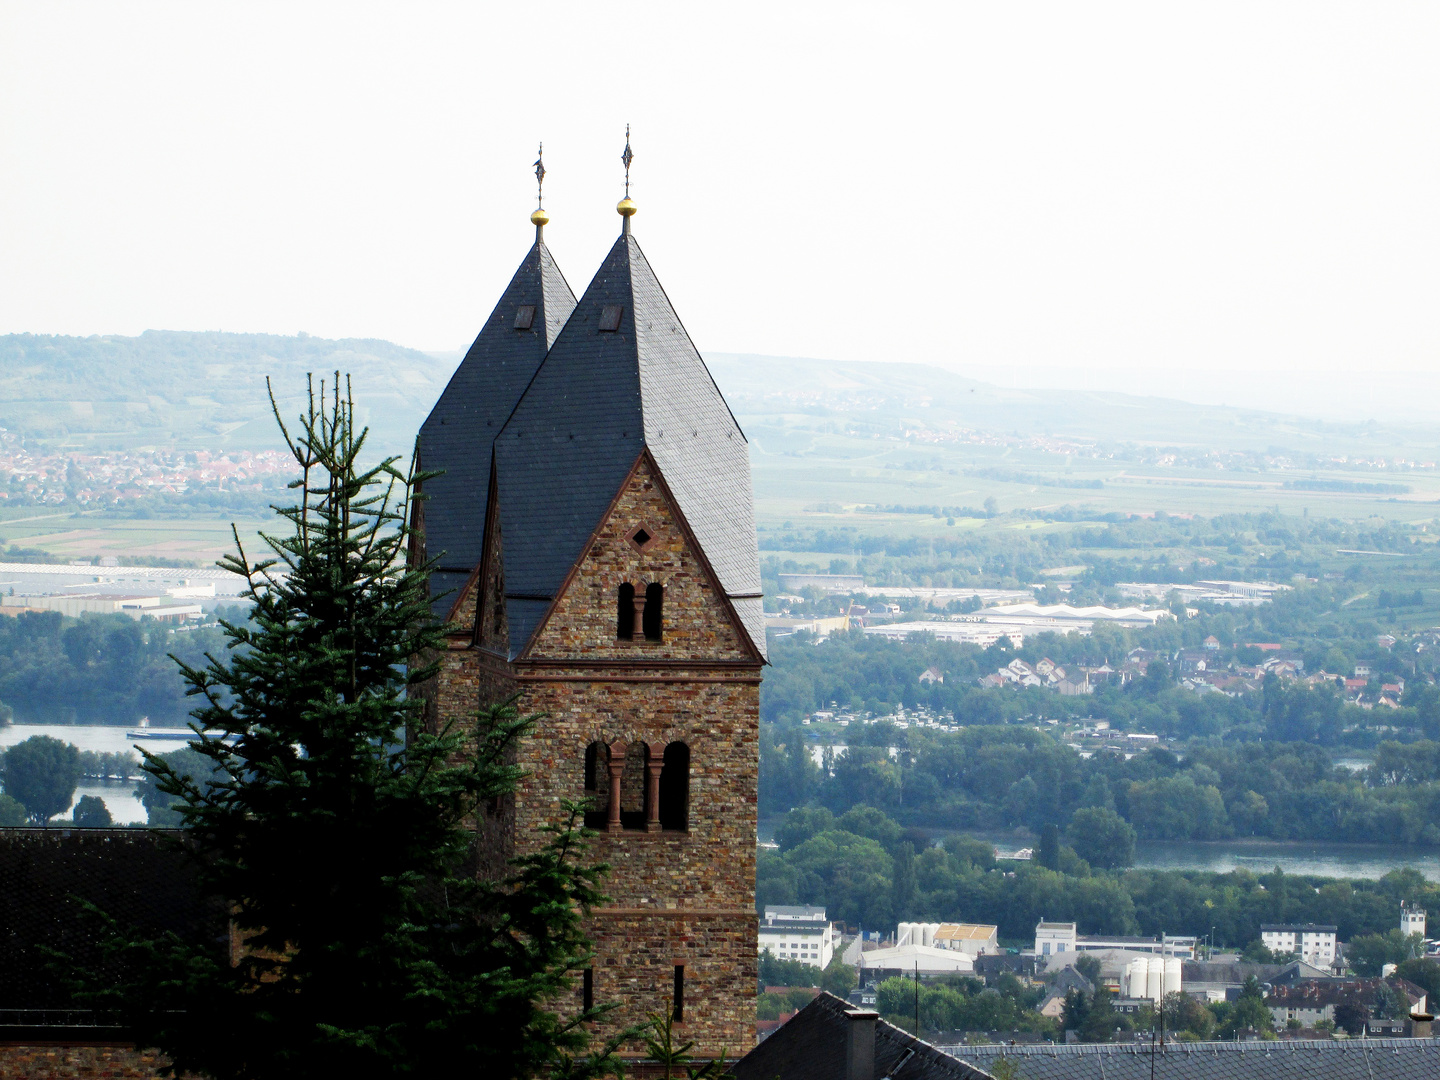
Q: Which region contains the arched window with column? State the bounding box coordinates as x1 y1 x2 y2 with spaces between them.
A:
643 582 664 641
583 742 609 830
619 742 647 830
617 584 636 640
659 741 689 831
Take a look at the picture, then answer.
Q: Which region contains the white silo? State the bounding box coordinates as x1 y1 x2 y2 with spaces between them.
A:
1164 957 1182 997
897 922 916 947
1127 957 1149 1000
1146 957 1165 1003
921 923 941 948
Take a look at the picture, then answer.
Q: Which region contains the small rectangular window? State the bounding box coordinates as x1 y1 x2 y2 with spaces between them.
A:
514 305 536 330
583 967 594 1013
672 964 684 1023
599 305 623 332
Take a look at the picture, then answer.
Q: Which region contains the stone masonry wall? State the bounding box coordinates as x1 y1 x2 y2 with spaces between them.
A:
489 455 762 1056
525 455 757 665
0 1045 172 1078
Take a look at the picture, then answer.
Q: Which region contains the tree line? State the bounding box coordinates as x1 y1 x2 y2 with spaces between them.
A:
764 714 1440 845
757 802 1439 949
761 623 1436 747
0 609 237 724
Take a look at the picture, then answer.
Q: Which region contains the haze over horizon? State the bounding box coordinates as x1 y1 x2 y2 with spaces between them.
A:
3 4 1440 424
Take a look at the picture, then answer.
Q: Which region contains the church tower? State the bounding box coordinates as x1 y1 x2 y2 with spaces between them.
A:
416 151 764 1058
415 185 576 618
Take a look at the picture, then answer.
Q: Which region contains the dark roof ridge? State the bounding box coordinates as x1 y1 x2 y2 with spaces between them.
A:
417 236 578 615
489 237 610 444
624 233 748 445
732 990 995 1080
491 224 765 656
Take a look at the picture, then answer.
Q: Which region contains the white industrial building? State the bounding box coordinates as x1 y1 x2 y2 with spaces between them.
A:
896 921 999 957
1123 956 1184 1003
1260 923 1337 967
758 905 836 968
1033 920 1196 961
1035 921 1076 957
1402 903 1427 939
2 593 204 622
932 923 999 956
855 942 975 977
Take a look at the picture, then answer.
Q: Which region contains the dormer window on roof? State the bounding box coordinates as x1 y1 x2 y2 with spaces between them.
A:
514 305 536 330
599 305 623 332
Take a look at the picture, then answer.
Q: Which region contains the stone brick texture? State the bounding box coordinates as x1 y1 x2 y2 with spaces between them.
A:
430 453 762 1059
0 1045 174 1078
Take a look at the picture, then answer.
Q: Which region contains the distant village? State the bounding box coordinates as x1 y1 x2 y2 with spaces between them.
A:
759 902 1439 1045
767 571 1423 711
0 430 290 505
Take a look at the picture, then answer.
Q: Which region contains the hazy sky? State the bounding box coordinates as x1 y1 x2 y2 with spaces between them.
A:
2 3 1438 420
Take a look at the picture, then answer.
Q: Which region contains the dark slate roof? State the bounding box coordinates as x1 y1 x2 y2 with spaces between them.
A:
0 828 223 1012
731 991 994 1080
947 1038 1440 1079
493 228 764 657
417 238 575 615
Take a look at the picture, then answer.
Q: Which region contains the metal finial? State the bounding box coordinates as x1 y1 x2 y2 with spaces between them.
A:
621 125 633 198
534 143 546 208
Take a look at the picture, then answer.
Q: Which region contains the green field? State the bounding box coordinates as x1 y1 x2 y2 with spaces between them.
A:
0 510 272 566
4 333 1440 564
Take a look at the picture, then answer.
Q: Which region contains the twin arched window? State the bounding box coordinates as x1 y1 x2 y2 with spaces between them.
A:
617 583 664 641
583 739 688 832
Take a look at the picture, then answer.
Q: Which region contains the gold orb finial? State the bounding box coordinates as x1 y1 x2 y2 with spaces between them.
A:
617 198 637 218
531 207 550 227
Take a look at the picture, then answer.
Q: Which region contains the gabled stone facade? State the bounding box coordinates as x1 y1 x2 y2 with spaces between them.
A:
416 208 764 1058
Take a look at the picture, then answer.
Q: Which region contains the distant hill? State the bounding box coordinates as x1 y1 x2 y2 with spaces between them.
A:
2 332 1436 495
703 354 1440 456
0 331 455 458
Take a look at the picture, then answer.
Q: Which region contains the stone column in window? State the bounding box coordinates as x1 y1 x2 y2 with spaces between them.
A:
632 590 647 637
607 740 627 833
645 748 663 832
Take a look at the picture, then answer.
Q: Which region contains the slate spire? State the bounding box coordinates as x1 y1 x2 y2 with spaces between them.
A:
417 199 577 613
494 191 766 657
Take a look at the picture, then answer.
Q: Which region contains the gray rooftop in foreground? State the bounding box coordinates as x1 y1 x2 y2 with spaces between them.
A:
946 1038 1440 1079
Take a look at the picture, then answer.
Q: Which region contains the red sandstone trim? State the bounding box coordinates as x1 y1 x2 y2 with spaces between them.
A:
517 673 763 685
590 907 757 917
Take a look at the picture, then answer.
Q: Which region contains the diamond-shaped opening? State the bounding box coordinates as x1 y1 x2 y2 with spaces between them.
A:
632 528 651 547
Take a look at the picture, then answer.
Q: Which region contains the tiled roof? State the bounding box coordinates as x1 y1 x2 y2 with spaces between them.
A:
731 991 994 1080
493 230 764 658
417 239 575 615
1266 976 1425 1008
949 1038 1440 1079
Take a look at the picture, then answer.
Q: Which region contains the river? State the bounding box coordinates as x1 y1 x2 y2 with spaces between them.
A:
8 725 1440 878
0 722 200 825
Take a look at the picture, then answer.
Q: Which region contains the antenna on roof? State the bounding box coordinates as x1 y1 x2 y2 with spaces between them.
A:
617 125 637 235
530 143 549 240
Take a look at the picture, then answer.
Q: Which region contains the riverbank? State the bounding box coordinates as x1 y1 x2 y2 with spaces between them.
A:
758 817 1439 881
0 722 194 825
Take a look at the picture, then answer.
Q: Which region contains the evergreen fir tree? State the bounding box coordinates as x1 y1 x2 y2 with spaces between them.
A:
79 377 619 1079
